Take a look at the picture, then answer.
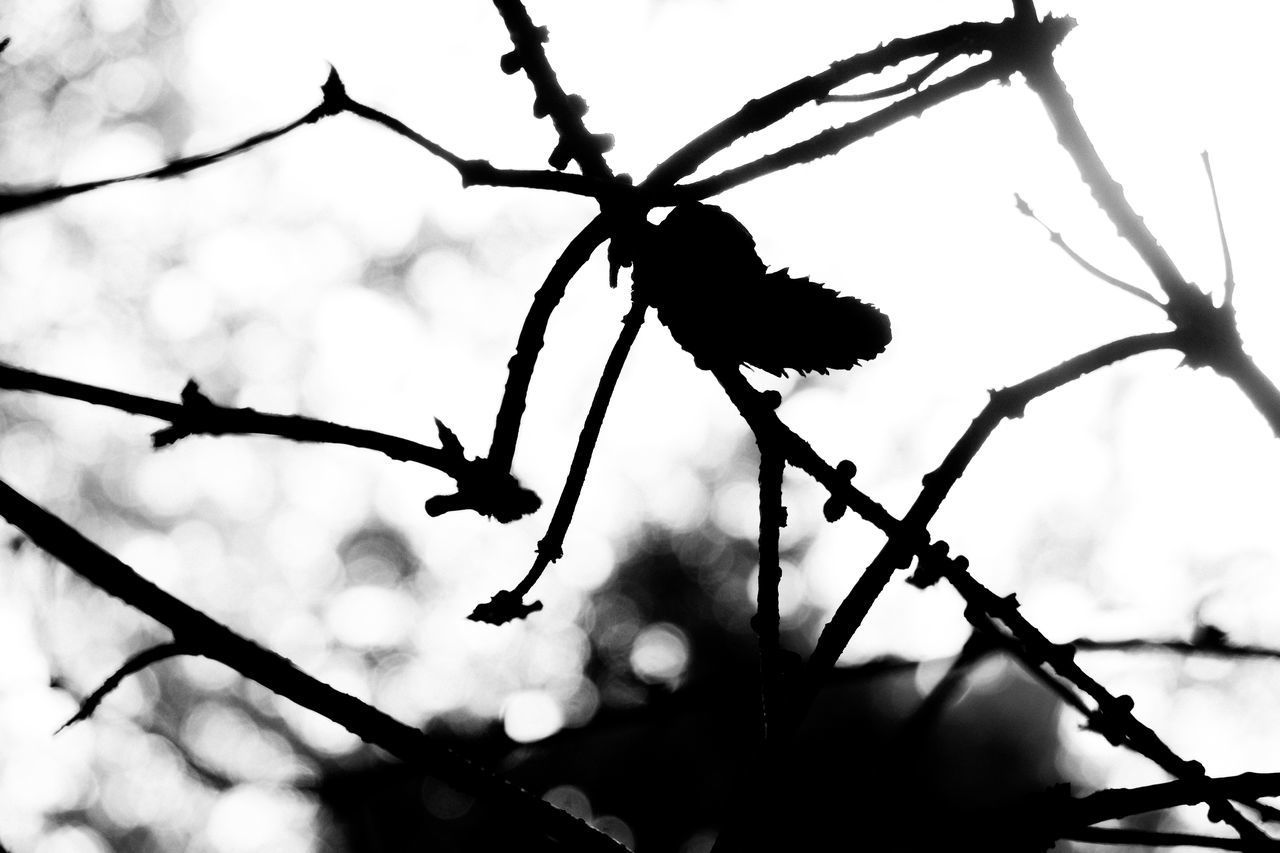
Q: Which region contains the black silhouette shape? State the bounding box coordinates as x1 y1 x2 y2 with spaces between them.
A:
632 203 892 375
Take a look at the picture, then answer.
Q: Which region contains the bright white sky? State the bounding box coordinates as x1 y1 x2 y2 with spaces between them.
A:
3 1 1280 849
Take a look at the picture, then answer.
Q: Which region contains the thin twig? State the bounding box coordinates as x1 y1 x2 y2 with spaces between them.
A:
341 94 621 200
1065 772 1280 829
755 438 786 741
487 215 612 471
1065 826 1254 851
1016 24 1189 301
0 363 452 472
941 559 1275 847
1074 637 1280 662
1202 151 1236 306
472 299 648 624
489 0 614 177
1014 194 1162 306
57 641 195 732
0 363 539 522
819 51 958 104
0 70 347 218
0 476 624 853
673 56 1048 203
644 18 1012 188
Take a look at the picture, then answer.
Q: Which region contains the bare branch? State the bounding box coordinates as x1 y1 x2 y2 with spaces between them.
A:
1202 151 1236 305
644 18 1013 188
818 51 958 104
1014 193 1162 306
1018 44 1189 302
57 642 194 733
490 0 615 177
1065 826 1252 851
1064 772 1280 829
0 362 539 523
754 437 786 741
487 215 612 470
939 559 1273 846
0 476 624 853
0 69 347 218
1074 637 1280 662
673 58 1029 203
339 92 622 200
472 299 648 624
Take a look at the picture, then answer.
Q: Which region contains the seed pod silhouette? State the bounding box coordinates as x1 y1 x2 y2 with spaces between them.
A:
631 203 891 376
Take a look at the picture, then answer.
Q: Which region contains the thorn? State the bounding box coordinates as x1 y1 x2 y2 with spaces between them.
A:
320 65 348 112
435 419 464 456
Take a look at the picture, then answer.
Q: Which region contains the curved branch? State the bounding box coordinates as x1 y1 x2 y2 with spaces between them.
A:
57 641 195 732
490 0 615 177
0 70 348 218
0 476 623 853
487 215 612 470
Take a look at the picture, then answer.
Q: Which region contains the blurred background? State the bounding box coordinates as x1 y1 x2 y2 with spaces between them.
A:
2 1 1280 850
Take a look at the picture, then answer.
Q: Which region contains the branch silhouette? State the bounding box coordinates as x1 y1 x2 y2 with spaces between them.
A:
4 1 1280 850
0 476 624 853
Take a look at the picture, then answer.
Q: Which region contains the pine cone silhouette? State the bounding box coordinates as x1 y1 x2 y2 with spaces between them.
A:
632 203 891 376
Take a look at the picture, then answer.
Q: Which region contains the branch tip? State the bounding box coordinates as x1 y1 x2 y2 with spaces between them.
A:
1201 150 1236 305
469 590 543 625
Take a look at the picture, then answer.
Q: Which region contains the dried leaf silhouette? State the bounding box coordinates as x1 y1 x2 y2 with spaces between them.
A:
632 203 891 376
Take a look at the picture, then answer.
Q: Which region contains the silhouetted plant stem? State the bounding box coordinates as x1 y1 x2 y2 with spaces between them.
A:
754 440 785 742
340 95 620 199
1063 772 1280 830
1014 193 1161 305
894 629 995 742
678 54 1051 201
1074 637 1280 661
0 476 623 853
941 560 1275 847
644 15 1058 188
487 216 612 471
490 0 614 177
1202 151 1236 305
1017 51 1187 300
0 362 540 522
472 299 648 624
57 641 195 732
1015 8 1280 439
0 363 448 473
1065 826 1252 851
0 90 340 218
